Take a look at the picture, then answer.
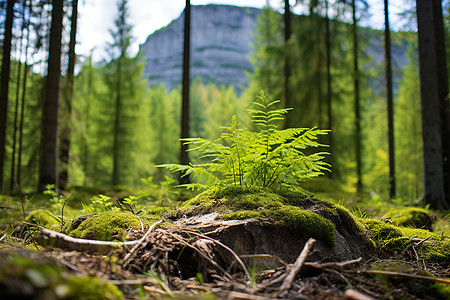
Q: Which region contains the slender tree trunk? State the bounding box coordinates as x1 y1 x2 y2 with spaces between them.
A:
283 0 291 128
17 1 32 191
59 0 78 189
0 0 15 192
113 56 122 186
325 0 333 177
352 0 362 192
38 0 64 192
10 8 25 192
179 0 191 184
384 0 396 199
416 0 446 209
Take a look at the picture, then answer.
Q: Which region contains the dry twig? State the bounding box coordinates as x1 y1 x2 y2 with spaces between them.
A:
279 238 316 292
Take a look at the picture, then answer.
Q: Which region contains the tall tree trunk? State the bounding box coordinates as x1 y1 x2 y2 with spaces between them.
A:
283 0 291 128
113 57 122 186
10 5 26 192
38 0 64 192
384 0 396 199
325 0 333 177
416 0 447 209
179 0 191 184
17 0 32 191
352 0 362 192
0 0 15 192
59 0 78 190
432 0 450 207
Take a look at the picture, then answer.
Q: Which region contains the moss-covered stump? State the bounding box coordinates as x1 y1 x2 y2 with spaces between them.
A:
166 187 374 268
67 211 141 241
0 249 124 300
381 207 433 230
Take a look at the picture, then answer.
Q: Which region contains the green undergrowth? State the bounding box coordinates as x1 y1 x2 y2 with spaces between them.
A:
166 186 371 247
361 219 450 265
0 250 124 299
67 211 141 241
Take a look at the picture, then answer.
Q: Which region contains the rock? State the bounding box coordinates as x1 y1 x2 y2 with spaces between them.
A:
139 5 260 94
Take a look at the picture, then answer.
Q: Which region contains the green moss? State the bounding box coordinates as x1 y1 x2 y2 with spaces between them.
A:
223 206 335 246
381 207 433 229
362 219 450 265
361 219 404 242
68 211 141 241
0 251 124 299
26 209 60 229
66 275 124 300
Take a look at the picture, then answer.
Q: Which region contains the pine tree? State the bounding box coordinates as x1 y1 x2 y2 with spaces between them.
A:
0 0 15 192
38 0 64 192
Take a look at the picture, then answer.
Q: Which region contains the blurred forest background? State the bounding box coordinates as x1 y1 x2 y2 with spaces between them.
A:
0 0 449 211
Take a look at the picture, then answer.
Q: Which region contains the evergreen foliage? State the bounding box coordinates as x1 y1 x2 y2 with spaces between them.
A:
161 91 330 190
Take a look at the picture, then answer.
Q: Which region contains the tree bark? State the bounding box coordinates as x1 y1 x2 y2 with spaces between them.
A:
352 0 362 193
325 0 333 177
0 0 15 192
416 0 447 209
384 0 396 199
283 0 291 128
432 0 450 207
59 0 78 189
10 3 26 192
38 0 64 192
179 0 191 184
17 1 32 191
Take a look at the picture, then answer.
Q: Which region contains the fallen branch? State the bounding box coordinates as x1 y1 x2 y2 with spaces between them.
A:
304 257 362 270
344 289 376 300
36 220 162 254
279 238 316 292
365 270 450 284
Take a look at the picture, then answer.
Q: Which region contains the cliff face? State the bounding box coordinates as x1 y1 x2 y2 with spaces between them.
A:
139 5 411 95
139 5 260 93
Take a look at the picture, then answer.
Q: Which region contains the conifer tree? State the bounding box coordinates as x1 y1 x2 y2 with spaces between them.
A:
179 0 191 184
0 0 15 192
384 0 395 198
59 0 78 189
38 0 64 192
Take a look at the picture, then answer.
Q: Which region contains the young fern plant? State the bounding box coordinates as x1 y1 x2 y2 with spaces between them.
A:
160 90 330 191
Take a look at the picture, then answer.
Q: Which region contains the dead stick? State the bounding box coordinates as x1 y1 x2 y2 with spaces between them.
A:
365 270 450 284
279 238 316 292
304 257 362 270
344 289 376 300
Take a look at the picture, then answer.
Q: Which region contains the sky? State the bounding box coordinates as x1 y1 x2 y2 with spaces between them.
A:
76 0 411 62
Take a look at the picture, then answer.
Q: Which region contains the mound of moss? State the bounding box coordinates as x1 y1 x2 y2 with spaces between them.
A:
68 211 141 241
381 207 433 229
167 187 372 248
26 209 61 229
361 219 450 265
0 250 123 300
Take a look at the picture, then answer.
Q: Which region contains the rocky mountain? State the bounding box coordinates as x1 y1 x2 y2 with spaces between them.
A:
139 5 260 93
139 4 411 94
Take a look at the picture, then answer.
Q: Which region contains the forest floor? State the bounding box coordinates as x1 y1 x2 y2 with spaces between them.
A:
0 180 449 299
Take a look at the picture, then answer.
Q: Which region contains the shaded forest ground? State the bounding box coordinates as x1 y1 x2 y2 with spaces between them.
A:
0 178 449 299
